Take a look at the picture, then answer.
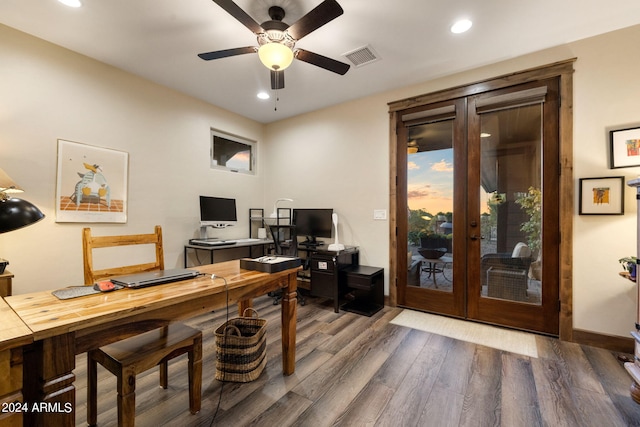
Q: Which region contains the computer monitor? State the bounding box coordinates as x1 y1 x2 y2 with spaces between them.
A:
293 208 333 245
199 196 237 228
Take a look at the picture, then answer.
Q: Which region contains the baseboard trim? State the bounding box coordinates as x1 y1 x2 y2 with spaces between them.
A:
572 328 634 353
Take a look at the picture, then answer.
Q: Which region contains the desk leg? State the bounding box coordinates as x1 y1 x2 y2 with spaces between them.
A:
22 333 76 426
238 299 253 316
281 271 297 375
0 347 24 427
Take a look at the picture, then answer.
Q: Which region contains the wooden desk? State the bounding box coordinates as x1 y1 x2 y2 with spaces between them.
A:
0 298 33 427
4 260 298 426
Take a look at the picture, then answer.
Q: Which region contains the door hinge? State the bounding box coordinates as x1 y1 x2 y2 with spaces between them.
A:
558 300 562 312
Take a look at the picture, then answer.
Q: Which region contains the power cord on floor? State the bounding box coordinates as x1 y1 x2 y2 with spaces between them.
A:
210 273 229 426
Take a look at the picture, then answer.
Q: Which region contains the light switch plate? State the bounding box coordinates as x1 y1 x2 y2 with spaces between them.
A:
373 209 387 220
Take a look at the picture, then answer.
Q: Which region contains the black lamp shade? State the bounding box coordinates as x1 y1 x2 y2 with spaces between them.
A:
0 198 45 233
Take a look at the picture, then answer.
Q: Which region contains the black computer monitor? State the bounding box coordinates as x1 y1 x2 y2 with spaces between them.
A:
293 208 333 245
199 196 237 228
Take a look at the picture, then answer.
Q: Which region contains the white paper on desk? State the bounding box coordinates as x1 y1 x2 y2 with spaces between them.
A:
254 256 299 264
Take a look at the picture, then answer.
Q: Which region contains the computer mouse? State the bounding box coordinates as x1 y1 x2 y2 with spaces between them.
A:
94 280 116 292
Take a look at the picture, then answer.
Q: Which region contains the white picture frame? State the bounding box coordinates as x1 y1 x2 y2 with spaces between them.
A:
55 139 129 223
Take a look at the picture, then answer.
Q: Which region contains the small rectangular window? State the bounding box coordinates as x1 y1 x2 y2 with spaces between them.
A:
210 128 256 175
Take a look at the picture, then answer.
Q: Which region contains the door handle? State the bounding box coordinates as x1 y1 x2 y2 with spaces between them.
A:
470 235 480 241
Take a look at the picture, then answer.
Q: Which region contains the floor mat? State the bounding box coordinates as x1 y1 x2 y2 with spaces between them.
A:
390 309 538 358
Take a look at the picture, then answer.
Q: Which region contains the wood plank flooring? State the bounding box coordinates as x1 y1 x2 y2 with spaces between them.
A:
72 294 640 426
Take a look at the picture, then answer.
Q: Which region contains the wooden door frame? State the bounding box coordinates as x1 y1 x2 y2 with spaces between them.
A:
388 59 575 341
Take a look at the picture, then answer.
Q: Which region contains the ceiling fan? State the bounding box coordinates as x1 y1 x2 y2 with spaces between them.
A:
198 0 351 90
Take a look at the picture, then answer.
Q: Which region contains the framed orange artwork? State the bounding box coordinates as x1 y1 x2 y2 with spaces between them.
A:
579 176 624 215
610 126 640 169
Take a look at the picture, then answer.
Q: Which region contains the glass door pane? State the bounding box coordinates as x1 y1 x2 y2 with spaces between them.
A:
478 104 542 305
407 120 454 292
397 98 465 317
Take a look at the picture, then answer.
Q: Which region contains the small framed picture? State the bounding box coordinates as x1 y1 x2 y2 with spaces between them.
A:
579 176 624 215
610 126 640 168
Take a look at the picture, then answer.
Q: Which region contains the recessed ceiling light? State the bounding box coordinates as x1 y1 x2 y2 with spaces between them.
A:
58 0 82 7
257 92 270 100
451 19 472 34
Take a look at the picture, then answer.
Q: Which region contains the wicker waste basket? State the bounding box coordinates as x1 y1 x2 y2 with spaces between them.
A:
215 308 267 382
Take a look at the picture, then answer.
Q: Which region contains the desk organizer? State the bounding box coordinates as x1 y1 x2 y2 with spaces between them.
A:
240 256 301 273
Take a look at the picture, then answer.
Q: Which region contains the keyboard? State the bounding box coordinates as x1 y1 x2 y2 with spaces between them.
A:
233 238 262 243
189 238 263 247
189 239 236 247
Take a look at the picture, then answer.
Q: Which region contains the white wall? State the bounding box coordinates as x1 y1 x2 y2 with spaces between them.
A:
263 25 640 338
3 21 640 338
263 98 391 284
570 26 640 337
0 24 265 293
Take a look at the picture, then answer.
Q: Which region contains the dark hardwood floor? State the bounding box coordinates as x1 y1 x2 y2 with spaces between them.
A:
73 295 640 426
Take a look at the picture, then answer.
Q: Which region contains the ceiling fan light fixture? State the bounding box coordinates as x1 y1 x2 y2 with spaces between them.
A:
58 0 82 7
451 19 472 34
258 42 294 71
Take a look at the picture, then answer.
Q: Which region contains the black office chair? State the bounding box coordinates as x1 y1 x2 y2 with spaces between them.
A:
266 224 306 305
269 224 298 257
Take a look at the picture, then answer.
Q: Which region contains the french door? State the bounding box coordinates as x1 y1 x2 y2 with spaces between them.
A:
396 78 560 335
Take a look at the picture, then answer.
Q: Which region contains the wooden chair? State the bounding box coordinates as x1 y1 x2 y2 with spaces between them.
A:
82 226 202 426
82 225 165 285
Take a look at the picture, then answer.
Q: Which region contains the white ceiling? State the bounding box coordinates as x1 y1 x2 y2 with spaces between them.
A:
2 0 640 124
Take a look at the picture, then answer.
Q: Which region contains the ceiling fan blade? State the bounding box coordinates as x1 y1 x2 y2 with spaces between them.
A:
212 0 263 34
295 49 350 75
270 70 285 90
198 46 257 61
286 0 344 40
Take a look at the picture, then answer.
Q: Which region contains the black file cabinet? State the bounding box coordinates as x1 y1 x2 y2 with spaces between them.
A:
341 265 384 316
309 247 359 313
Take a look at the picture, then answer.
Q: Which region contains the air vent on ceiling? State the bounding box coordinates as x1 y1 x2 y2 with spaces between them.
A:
342 45 380 68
